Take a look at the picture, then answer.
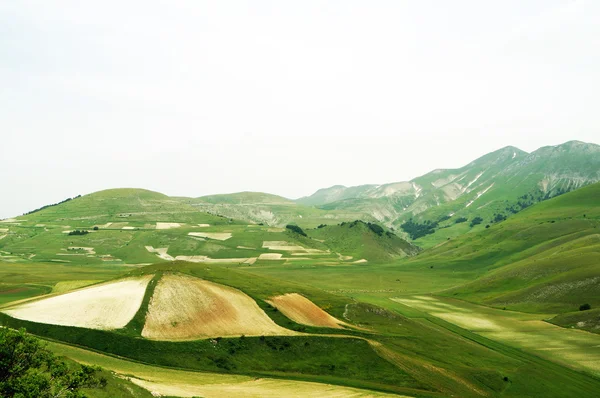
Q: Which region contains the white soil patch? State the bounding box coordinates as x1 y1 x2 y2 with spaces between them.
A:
96 222 113 228
267 228 285 232
0 219 20 223
262 241 307 251
258 253 283 260
188 232 232 241
4 276 153 329
0 235 6 240
353 259 368 264
237 246 255 250
175 255 209 262
0 228 9 233
174 255 250 264
145 246 175 261
267 293 348 329
337 253 353 261
197 224 210 227
142 274 296 340
122 226 137 230
156 222 182 230
244 258 258 265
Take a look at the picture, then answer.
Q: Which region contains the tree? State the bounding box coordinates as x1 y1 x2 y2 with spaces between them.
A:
579 303 591 311
0 328 105 398
285 224 307 237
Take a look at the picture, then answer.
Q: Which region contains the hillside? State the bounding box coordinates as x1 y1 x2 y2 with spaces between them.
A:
180 192 371 228
194 191 295 205
307 221 419 263
0 188 399 266
298 141 600 247
404 183 600 316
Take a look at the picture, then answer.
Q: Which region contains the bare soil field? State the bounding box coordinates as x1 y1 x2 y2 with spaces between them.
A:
142 274 296 340
3 275 153 329
267 293 348 329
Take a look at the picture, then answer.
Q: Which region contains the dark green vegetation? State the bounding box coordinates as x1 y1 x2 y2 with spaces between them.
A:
285 224 307 236
0 327 104 398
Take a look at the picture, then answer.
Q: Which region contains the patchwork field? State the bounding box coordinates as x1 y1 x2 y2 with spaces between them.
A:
142 274 296 339
3 275 153 329
2 185 600 397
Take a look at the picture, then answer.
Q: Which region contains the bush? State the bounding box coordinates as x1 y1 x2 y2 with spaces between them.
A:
0 328 104 397
400 219 438 240
455 217 468 224
285 224 307 237
470 216 483 227
579 303 591 311
366 222 384 236
68 230 89 236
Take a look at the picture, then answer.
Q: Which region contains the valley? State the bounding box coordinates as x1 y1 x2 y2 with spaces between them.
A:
1 142 599 397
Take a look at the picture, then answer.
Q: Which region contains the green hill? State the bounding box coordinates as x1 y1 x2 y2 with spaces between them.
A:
405 183 600 314
195 191 295 205
308 221 419 263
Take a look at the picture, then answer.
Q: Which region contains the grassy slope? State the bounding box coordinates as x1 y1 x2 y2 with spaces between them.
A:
403 183 600 313
307 221 419 262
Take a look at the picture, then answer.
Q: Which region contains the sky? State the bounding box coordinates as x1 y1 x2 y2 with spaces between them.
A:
1 0 599 218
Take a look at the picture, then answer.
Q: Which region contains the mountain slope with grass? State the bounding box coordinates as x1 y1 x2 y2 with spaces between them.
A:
308 221 419 263
405 182 600 315
298 141 600 247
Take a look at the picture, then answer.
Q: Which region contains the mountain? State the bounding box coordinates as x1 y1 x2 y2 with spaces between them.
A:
406 182 600 318
298 141 600 246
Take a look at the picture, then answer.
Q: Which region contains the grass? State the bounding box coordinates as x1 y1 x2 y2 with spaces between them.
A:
48 340 405 398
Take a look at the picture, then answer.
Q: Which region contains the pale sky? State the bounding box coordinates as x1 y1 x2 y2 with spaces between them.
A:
1 1 599 218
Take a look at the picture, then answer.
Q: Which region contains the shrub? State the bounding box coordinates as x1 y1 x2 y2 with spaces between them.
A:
455 217 468 224
285 224 307 237
68 230 89 236
0 328 104 397
470 216 483 227
401 219 438 240
367 222 384 236
579 303 591 311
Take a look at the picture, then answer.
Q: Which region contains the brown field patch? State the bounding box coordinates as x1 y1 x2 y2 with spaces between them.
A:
267 293 348 329
142 274 297 340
